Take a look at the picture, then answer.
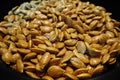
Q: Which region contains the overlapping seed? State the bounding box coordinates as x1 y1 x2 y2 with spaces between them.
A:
0 0 120 79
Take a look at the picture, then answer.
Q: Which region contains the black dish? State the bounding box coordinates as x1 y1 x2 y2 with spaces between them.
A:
0 0 120 80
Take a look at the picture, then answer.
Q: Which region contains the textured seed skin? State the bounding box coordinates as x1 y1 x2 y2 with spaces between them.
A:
70 57 86 68
73 49 89 64
60 51 74 63
64 39 77 46
25 71 40 79
39 52 51 70
47 66 65 78
102 54 110 64
90 58 101 66
2 50 12 64
16 58 24 73
0 0 120 79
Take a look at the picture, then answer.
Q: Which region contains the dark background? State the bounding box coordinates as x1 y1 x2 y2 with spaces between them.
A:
0 0 120 80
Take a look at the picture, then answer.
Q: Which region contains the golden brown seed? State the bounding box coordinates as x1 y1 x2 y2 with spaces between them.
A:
90 43 103 50
0 35 3 41
65 66 74 74
70 57 86 68
87 31 101 36
113 29 119 37
78 34 84 40
90 57 101 66
56 42 64 49
106 31 115 38
89 20 98 30
0 48 7 55
31 47 45 53
32 38 44 44
58 31 64 41
16 34 26 40
84 34 92 44
25 71 40 79
37 55 42 62
8 42 16 51
73 25 84 33
40 26 53 33
12 53 21 63
22 28 29 36
98 33 109 43
38 44 47 50
57 47 67 57
0 42 8 48
59 63 67 68
24 65 36 71
41 20 51 26
71 33 78 39
47 66 65 78
28 22 38 29
42 75 54 80
77 73 91 79
10 36 17 42
64 73 79 80
2 50 12 64
106 38 118 45
16 58 24 73
46 47 59 53
23 52 37 60
30 29 39 35
87 65 94 75
28 39 32 48
44 40 53 47
50 54 56 59
39 52 51 70
110 42 118 51
101 49 108 55
60 51 74 63
30 58 38 64
93 64 104 75
16 40 28 48
35 63 40 71
64 31 71 39
18 48 31 54
106 22 114 31
56 77 66 80
73 49 89 64
102 54 110 64
64 39 77 46
50 58 61 66
61 24 68 31
56 22 65 28
73 68 88 76
66 46 76 50
66 28 76 33
7 27 16 35
82 23 90 31
71 14 77 19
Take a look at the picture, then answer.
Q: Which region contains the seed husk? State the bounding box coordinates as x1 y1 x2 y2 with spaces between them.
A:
47 66 65 78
